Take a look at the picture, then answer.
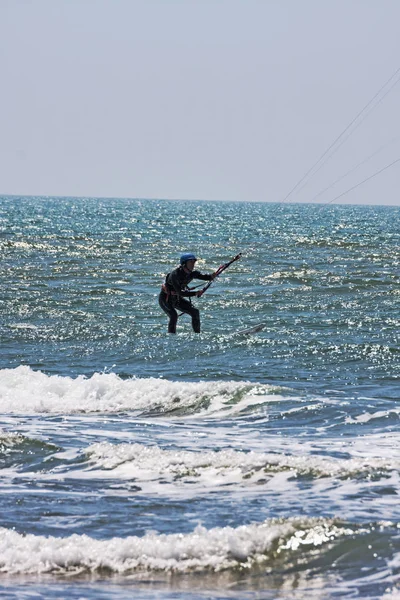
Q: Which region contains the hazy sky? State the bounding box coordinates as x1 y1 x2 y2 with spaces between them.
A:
1 0 400 205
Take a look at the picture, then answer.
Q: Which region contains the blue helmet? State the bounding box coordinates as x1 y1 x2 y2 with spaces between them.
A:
180 252 197 265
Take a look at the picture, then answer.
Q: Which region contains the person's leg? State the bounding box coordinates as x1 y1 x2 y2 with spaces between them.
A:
158 293 178 333
191 308 201 333
176 298 201 333
167 310 178 333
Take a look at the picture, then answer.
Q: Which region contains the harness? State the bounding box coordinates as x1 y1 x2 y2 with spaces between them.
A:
161 282 179 303
161 266 195 303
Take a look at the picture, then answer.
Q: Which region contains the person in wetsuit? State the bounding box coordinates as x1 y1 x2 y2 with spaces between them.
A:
159 253 216 333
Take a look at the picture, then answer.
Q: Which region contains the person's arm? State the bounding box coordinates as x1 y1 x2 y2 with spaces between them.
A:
192 270 216 282
191 270 217 297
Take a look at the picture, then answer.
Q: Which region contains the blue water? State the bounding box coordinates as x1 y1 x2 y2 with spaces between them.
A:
0 196 399 599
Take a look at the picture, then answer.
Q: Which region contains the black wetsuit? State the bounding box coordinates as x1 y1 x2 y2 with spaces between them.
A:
159 266 213 333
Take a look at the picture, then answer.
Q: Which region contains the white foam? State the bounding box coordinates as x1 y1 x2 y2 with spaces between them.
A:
0 366 279 416
0 518 353 575
0 431 25 448
345 408 400 424
8 323 38 330
84 442 400 485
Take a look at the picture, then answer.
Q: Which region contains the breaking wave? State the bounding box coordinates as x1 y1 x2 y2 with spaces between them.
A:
0 517 377 575
0 366 283 416
85 441 400 484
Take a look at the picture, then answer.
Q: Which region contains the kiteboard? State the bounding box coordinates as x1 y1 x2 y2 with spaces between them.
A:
236 322 266 336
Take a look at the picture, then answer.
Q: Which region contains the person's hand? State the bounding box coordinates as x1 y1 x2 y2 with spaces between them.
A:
211 272 217 280
196 290 204 297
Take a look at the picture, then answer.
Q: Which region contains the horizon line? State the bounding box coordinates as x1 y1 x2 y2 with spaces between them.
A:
1 193 398 209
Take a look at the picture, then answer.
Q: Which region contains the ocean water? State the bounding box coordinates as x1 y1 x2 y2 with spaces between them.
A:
0 195 399 599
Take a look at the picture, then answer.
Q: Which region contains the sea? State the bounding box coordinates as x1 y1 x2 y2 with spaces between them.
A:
0 195 399 599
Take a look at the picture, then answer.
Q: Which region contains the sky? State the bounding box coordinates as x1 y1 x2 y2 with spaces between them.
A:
1 0 400 205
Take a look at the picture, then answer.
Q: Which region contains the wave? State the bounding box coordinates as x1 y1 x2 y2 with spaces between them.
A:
0 517 387 576
4 439 398 499
0 431 60 472
0 366 283 416
346 407 400 424
0 431 58 451
84 442 400 486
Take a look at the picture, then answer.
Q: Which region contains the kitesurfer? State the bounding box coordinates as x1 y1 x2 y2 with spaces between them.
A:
159 253 216 333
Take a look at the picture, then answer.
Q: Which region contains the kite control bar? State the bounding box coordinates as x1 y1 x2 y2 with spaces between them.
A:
200 252 242 296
